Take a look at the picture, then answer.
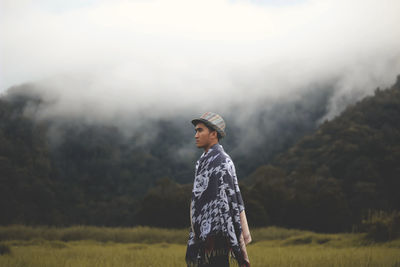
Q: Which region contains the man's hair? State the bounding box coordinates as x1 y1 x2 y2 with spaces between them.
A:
204 124 222 141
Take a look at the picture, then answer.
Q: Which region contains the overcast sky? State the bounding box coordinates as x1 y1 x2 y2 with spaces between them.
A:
1 0 400 123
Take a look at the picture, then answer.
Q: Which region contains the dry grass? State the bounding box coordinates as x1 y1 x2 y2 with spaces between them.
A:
1 226 400 266
0 225 187 244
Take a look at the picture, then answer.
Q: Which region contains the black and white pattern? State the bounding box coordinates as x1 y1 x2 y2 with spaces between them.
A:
186 144 245 266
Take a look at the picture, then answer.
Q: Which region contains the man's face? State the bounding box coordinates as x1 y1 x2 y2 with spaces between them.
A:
194 122 214 149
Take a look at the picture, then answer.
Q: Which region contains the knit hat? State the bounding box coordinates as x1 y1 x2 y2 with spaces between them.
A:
191 112 226 138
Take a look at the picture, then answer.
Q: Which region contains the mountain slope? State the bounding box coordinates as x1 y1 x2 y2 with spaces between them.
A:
1 76 399 230
243 76 400 231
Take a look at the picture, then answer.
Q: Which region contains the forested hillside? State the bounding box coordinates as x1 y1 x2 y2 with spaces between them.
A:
0 97 55 225
1 76 399 232
242 76 400 232
0 81 328 226
0 93 194 226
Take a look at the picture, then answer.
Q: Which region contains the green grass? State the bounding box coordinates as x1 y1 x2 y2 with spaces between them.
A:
0 225 187 244
0 240 186 267
249 241 400 267
1 225 400 267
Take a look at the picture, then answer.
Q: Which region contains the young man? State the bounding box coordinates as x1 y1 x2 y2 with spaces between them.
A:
186 112 251 267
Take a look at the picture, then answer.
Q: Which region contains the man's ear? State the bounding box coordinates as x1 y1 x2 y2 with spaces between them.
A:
211 130 218 140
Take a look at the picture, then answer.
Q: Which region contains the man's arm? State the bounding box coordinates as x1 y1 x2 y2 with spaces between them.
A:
239 210 251 265
239 232 250 265
240 210 252 244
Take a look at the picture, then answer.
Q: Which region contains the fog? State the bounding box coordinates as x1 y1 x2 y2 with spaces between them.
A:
1 0 400 129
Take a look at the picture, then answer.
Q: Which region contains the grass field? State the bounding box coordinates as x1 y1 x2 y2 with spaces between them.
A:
1 225 399 267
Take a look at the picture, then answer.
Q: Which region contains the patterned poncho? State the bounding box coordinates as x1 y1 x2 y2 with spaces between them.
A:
186 144 245 266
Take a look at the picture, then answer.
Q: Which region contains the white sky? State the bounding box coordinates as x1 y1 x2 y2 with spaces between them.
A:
1 0 400 122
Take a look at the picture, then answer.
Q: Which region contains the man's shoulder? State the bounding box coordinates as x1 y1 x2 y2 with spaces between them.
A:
210 144 226 156
211 145 233 164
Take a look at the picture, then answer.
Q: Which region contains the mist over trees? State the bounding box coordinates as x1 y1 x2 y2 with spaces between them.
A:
1 76 400 232
242 76 400 232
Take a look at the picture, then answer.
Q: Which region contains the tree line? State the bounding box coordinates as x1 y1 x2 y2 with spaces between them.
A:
1 76 399 233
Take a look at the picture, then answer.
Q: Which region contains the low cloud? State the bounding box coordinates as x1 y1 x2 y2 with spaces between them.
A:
1 0 400 130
